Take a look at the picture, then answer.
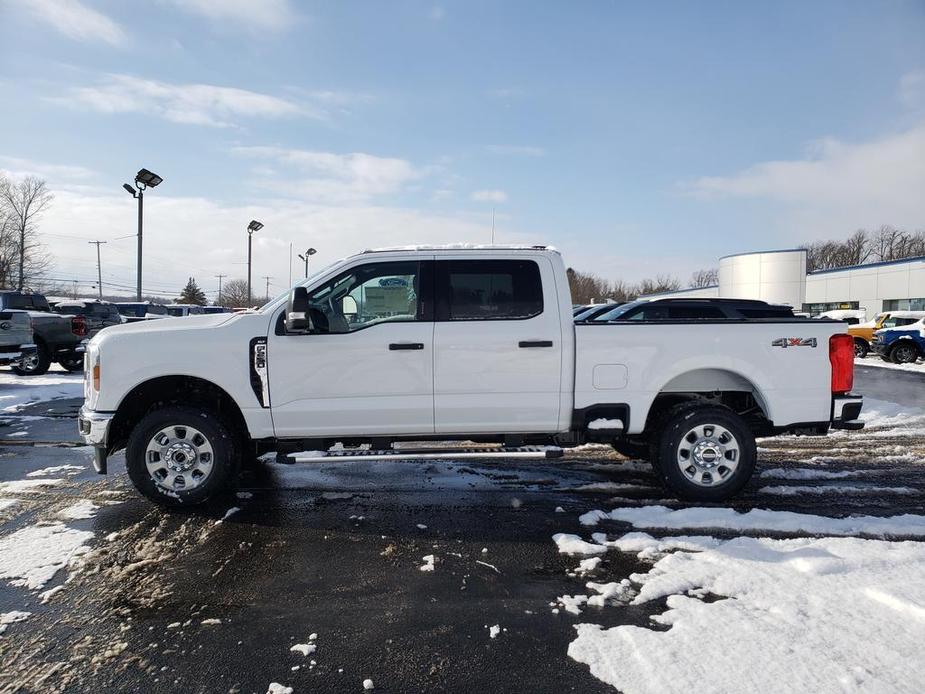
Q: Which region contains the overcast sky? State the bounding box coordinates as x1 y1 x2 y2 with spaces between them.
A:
1 0 923 300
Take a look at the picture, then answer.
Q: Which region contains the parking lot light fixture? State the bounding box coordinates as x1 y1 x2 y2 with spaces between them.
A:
247 220 264 305
298 247 316 278
125 168 164 300
135 168 163 188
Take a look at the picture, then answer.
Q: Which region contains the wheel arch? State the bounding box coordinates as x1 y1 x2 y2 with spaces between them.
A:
108 375 251 455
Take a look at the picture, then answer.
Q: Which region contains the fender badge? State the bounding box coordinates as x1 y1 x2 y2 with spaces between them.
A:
772 337 817 348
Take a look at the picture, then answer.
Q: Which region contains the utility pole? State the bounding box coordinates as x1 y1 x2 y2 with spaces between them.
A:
214 274 226 306
491 207 495 244
88 240 107 299
289 242 293 287
262 275 272 302
71 280 78 299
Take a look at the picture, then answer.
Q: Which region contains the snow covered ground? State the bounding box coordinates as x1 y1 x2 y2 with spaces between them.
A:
856 356 925 373
0 366 83 413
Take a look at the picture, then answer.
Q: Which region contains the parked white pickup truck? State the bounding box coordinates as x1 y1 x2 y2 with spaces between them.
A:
79 246 862 507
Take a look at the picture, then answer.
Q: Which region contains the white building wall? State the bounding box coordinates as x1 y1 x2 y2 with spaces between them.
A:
805 257 925 320
718 249 806 307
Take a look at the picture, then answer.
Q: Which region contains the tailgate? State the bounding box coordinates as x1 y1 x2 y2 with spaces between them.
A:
0 311 32 347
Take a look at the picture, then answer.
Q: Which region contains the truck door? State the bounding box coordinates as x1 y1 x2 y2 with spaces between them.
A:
268 259 435 438
432 257 562 434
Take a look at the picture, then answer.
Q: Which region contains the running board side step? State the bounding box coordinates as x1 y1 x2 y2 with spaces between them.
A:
288 446 564 463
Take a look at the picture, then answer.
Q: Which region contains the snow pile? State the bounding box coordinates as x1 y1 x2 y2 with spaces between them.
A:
0 499 18 513
290 642 316 656
0 523 94 590
579 505 925 538
858 397 925 430
568 533 925 693
419 554 436 572
488 624 501 639
588 418 623 430
27 465 85 477
0 478 64 494
558 580 634 615
760 484 918 496
57 499 99 520
266 684 292 694
553 533 607 556
759 468 866 480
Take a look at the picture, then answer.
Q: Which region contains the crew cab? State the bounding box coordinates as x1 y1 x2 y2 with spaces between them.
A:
871 319 925 364
53 300 123 338
116 302 168 323
78 246 863 507
0 291 88 375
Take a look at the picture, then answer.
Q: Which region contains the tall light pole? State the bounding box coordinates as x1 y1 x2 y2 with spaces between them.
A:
122 168 163 300
298 247 316 278
88 240 107 299
246 220 264 305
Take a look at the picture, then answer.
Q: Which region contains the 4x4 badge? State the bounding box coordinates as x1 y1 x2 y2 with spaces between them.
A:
771 337 817 348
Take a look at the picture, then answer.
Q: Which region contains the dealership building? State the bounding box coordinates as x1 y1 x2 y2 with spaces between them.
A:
645 249 925 319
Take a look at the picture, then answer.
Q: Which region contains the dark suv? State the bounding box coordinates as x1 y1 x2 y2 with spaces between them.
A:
54 300 123 337
593 298 797 321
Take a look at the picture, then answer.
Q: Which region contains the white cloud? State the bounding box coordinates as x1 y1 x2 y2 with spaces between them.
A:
60 75 306 127
35 191 529 298
0 156 95 182
11 0 125 45
685 121 925 238
486 145 546 157
471 190 508 203
167 0 297 32
233 146 421 202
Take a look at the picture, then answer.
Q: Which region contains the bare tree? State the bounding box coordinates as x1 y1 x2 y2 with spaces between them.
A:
0 175 53 290
220 278 252 308
689 267 719 288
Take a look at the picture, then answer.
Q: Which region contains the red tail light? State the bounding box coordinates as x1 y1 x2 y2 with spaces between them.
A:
829 334 854 394
71 315 88 337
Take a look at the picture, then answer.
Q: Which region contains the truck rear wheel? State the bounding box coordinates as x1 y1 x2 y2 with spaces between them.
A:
58 356 84 372
11 343 51 376
126 406 239 507
651 403 756 502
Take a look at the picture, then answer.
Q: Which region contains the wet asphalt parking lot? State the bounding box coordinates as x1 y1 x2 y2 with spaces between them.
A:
0 365 923 693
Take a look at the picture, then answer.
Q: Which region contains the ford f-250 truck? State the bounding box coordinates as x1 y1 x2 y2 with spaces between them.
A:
78 246 863 507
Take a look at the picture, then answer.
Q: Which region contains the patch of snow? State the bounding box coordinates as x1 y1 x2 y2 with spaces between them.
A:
419 554 436 572
416 523 427 530
291 643 316 656
566 482 650 493
57 499 99 520
236 491 253 499
27 464 85 477
266 684 293 694
568 534 925 693
39 584 66 603
0 523 94 590
217 507 240 523
759 467 867 480
200 618 221 626
585 580 633 607
857 357 925 373
596 532 722 559
552 533 607 556
580 505 925 538
488 624 501 639
0 370 83 413
574 557 602 575
588 418 623 430
363 678 375 690
555 506 565 513
0 478 64 494
557 594 588 615
8 431 27 437
321 492 353 500
0 610 31 634
0 499 18 513
760 484 918 496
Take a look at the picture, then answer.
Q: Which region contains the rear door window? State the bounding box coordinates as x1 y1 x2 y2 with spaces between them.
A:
667 305 725 319
437 259 543 320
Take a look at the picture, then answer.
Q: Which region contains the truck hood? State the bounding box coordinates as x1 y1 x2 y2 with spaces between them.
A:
96 312 240 338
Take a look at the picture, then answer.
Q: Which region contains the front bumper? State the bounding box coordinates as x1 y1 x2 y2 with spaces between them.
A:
78 406 114 473
831 393 864 430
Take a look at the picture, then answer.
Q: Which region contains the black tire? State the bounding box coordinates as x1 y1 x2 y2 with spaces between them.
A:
11 343 51 376
611 438 650 460
651 403 756 502
126 406 239 508
853 339 868 359
58 356 84 372
890 342 919 364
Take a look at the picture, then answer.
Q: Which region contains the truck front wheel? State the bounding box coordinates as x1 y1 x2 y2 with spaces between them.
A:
651 404 756 502
126 406 239 507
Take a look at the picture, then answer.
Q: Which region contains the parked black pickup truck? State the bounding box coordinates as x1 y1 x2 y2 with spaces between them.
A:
0 291 88 375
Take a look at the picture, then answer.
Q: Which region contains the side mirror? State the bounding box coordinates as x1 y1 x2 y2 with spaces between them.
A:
286 287 312 333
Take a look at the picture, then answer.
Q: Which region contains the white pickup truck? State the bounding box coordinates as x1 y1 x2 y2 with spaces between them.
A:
79 246 862 507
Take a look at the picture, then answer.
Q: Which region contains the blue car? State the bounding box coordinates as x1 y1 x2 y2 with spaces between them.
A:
872 323 925 364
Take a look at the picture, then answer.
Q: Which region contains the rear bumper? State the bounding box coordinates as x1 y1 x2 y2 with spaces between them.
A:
0 343 35 365
831 393 864 430
78 406 114 473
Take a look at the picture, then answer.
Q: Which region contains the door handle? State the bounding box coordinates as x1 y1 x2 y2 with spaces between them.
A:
389 342 424 350
519 340 553 348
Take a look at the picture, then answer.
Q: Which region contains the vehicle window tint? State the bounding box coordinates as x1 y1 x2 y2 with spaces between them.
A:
306 261 422 333
894 317 918 327
167 307 184 317
739 307 794 318
626 305 668 320
668 305 725 319
149 304 166 315
440 260 542 320
4 295 31 310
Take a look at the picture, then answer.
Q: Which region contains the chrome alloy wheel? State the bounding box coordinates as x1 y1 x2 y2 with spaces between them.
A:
19 352 39 372
676 423 740 487
145 425 214 492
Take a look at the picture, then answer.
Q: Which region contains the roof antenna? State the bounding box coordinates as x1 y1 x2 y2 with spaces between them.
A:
491 207 495 244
